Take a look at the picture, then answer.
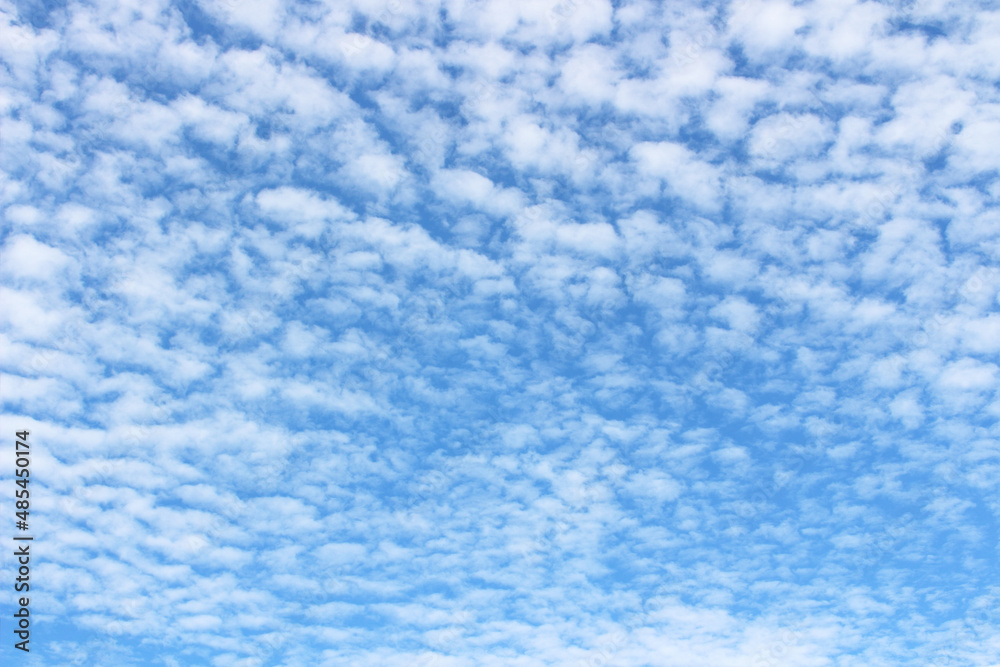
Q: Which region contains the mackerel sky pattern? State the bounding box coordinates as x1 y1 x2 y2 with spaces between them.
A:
2 0 1000 665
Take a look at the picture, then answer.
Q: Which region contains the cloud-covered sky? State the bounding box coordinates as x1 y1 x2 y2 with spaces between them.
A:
2 0 1000 664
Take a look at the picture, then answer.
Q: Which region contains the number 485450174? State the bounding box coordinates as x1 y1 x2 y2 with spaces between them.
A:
15 431 30 529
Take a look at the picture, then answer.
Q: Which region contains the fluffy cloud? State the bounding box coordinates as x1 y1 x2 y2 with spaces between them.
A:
2 0 999 665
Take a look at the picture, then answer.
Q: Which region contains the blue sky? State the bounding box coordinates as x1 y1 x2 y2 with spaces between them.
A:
1 0 1000 665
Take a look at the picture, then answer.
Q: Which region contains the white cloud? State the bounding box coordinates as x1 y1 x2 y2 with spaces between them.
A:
632 141 723 210
710 297 760 333
255 187 354 237
4 0 1000 664
747 113 833 168
727 0 806 59
937 358 997 392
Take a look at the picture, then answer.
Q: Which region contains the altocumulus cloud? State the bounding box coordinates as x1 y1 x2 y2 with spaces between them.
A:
2 0 1000 665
